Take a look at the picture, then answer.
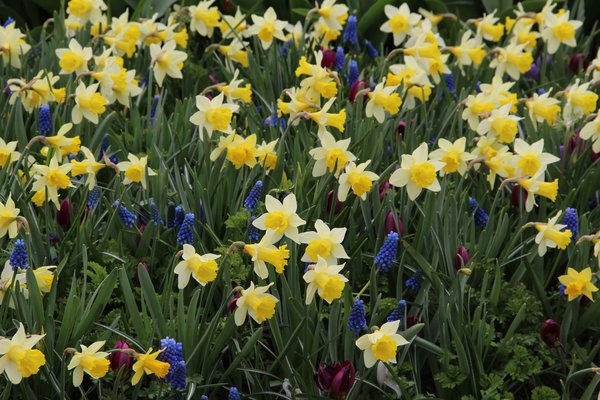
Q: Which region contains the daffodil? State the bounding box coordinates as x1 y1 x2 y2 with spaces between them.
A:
558 267 598 301
219 7 247 39
472 138 514 188
429 138 476 176
245 7 287 50
355 320 409 368
296 52 338 100
476 103 522 144
299 219 348 265
540 9 582 54
366 81 402 123
72 82 107 124
303 256 348 304
563 79 598 122
174 244 220 289
389 142 444 201
316 0 348 31
234 282 278 326
29 266 56 293
68 341 110 387
308 97 346 134
55 39 92 75
579 112 600 153
338 161 379 201
244 231 290 278
0 22 32 68
218 69 253 104
511 138 559 177
476 11 504 42
117 154 157 190
45 122 81 156
66 0 107 24
8 71 60 112
517 172 559 212
223 133 258 169
509 18 539 50
150 40 187 87
256 139 278 172
526 90 561 128
0 262 26 307
0 138 20 168
490 42 533 80
131 348 170 385
218 39 249 68
311 20 341 46
309 130 356 177
449 31 487 68
252 194 305 243
0 195 20 239
531 213 572 256
0 323 46 384
462 93 496 130
380 4 421 46
30 157 74 209
189 92 239 139
189 0 220 37
71 146 105 189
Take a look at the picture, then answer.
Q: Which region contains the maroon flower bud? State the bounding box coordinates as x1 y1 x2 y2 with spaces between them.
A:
384 211 404 236
228 292 241 313
568 53 589 74
568 131 585 156
511 185 528 209
591 148 600 163
454 245 470 270
396 120 407 137
406 314 424 336
320 48 336 69
378 180 391 202
209 73 219 86
109 339 133 372
135 224 146 247
56 199 73 229
315 360 355 396
327 190 343 214
348 80 367 103
540 319 561 347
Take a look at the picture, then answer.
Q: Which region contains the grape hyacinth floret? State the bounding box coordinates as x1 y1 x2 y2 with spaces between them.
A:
562 208 578 241
177 213 195 245
9 239 28 270
158 337 186 389
469 197 489 228
387 299 407 324
375 232 399 273
113 201 136 228
244 180 263 212
347 299 367 335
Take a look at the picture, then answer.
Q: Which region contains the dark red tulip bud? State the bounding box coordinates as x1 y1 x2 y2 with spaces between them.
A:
315 360 355 396
327 190 343 214
454 245 470 270
511 185 528 209
396 120 407 137
591 148 600 163
540 319 561 347
384 211 404 236
568 53 589 73
568 131 586 156
378 180 391 202
228 292 241 313
57 199 73 229
109 339 133 372
320 48 336 69
407 314 424 336
348 80 367 103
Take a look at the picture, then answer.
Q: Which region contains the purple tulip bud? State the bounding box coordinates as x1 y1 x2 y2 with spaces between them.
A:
511 185 528 209
320 48 337 69
56 199 73 229
540 319 560 347
327 190 343 214
348 80 367 103
396 120 407 137
384 211 404 236
110 340 133 372
228 292 241 313
569 53 589 73
453 245 470 270
378 180 391 202
315 360 355 396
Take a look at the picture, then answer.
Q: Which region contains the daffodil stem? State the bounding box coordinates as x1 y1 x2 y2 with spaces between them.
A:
355 279 370 300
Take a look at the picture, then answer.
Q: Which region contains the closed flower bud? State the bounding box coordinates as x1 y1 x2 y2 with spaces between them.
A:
315 360 355 396
384 211 404 236
110 340 133 372
567 132 585 156
378 180 391 202
227 292 241 313
454 245 470 270
511 185 528 209
321 48 337 69
568 53 589 74
540 319 561 347
57 199 73 229
327 190 343 214
348 80 367 103
396 120 406 137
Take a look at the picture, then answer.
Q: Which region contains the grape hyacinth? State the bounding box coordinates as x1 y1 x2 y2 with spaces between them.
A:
387 299 407 324
348 60 359 87
38 105 52 135
364 40 379 58
150 95 159 126
2 17 14 27
562 208 578 241
158 337 186 389
374 232 399 273
113 201 136 228
468 197 489 228
406 269 423 291
150 201 163 225
177 213 195 245
347 299 367 335
336 46 345 71
248 216 260 242
170 205 185 228
87 186 101 208
229 387 241 400
343 15 358 45
244 180 263 212
9 239 28 270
